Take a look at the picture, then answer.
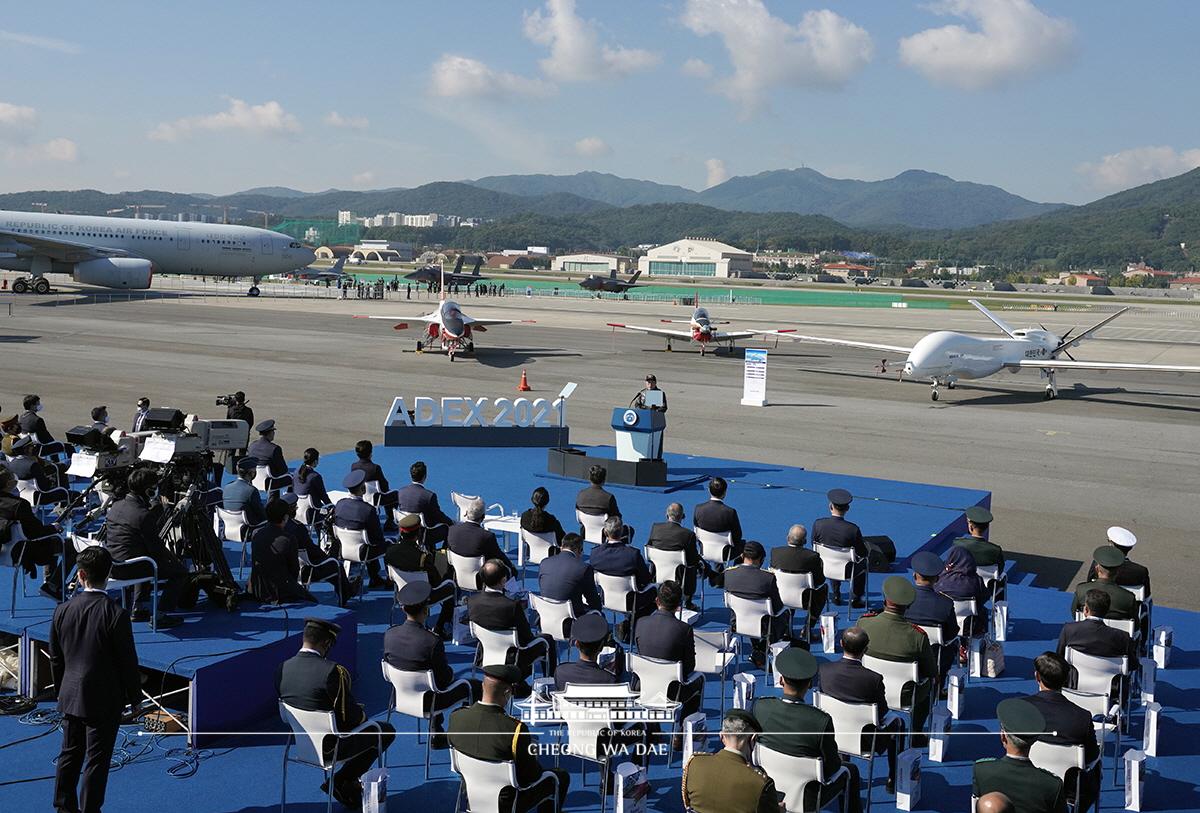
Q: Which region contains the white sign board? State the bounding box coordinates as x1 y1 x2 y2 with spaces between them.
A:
741 348 768 407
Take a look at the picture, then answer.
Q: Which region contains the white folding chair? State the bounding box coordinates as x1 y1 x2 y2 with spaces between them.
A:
813 542 865 620
332 526 384 597
814 691 883 813
753 743 850 813
594 572 650 643
519 528 558 586
693 528 733 613
386 565 454 625
1029 740 1100 813
279 701 384 813
1063 687 1121 786
912 622 958 704
447 550 486 596
975 562 1006 603
528 593 578 644
553 692 618 813
295 493 323 527
74 532 162 631
214 507 257 579
645 546 687 586
862 654 926 746
469 622 549 680
952 597 983 654
693 629 739 713
254 465 292 495
576 510 607 545
773 569 820 639
451 748 560 813
628 652 693 767
382 661 473 780
724 593 789 671
2 526 47 616
1066 647 1131 726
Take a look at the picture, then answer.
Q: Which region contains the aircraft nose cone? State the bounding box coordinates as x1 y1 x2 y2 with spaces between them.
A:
298 245 317 265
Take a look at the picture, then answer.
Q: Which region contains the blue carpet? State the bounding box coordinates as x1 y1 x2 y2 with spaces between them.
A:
0 445 1195 812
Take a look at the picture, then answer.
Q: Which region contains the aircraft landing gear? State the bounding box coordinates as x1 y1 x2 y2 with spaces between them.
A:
12 278 28 294
11 277 49 294
931 388 939 401
467 341 475 354
34 277 50 294
415 341 424 353
1043 370 1059 400
700 345 707 357
665 342 672 352
247 286 260 297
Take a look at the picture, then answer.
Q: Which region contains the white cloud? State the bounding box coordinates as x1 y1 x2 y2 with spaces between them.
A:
573 136 612 157
429 54 557 100
898 0 1076 90
147 97 302 142
7 137 80 166
681 58 713 79
0 102 38 139
1074 146 1200 194
680 0 873 118
705 158 729 188
0 30 79 54
352 171 375 185
113 170 132 180
323 112 370 130
524 0 660 82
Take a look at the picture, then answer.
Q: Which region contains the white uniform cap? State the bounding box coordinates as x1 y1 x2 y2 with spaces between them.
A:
1107 526 1137 548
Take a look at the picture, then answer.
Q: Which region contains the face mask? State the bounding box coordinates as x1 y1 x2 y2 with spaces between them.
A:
35 405 42 412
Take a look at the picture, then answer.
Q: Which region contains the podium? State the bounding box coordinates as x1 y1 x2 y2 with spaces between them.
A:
612 408 665 462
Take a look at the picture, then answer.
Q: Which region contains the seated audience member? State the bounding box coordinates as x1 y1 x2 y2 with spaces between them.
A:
292 448 331 510
20 394 68 456
1070 545 1137 621
247 498 316 605
856 576 936 743
972 698 1066 813
0 463 67 601
384 582 479 748
8 436 69 505
724 540 789 670
952 506 1006 568
769 523 827 636
351 439 399 529
448 665 570 813
280 493 357 607
976 793 1015 813
1024 652 1101 813
1086 526 1149 592
555 613 621 691
448 498 516 579
590 516 657 641
905 551 960 675
633 580 704 726
693 477 745 569
277 617 395 809
1057 589 1137 661
333 470 389 590
467 560 556 680
537 533 601 618
646 502 702 610
575 464 620 522
385 513 455 635
520 486 565 545
811 487 869 607
683 708 780 813
818 626 902 793
754 648 863 813
935 545 989 640
396 461 455 548
1 414 22 456
246 419 291 498
223 456 267 526
90 406 109 431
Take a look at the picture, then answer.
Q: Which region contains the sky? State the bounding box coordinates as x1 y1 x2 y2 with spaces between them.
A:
1 0 1197 206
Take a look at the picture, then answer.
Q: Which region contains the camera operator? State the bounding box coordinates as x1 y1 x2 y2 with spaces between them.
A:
247 419 292 500
213 392 253 483
0 463 69 601
104 468 188 629
224 457 268 526
90 406 110 431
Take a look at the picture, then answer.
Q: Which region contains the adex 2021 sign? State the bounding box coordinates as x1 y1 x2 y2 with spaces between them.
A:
384 396 567 428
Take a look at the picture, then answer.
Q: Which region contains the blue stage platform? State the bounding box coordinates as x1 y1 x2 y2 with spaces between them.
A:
1 444 1196 812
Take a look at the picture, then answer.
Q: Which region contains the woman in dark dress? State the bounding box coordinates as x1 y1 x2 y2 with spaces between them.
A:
520 486 565 544
935 544 989 640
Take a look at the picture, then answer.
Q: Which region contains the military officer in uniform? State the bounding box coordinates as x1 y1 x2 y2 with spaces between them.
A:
1070 546 1136 620
1086 526 1149 592
905 551 960 675
333 470 389 590
223 456 267 526
448 664 569 813
276 617 396 809
811 488 868 608
385 513 454 633
554 613 620 691
973 698 1067 813
756 647 863 813
952 506 1005 568
246 419 291 498
856 576 936 742
683 708 780 813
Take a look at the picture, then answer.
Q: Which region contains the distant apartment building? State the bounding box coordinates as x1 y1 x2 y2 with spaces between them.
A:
755 251 817 269
337 211 357 225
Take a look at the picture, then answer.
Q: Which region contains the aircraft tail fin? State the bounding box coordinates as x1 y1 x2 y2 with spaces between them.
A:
452 255 465 274
608 269 617 279
471 256 483 276
628 269 642 283
969 299 1018 338
328 256 347 273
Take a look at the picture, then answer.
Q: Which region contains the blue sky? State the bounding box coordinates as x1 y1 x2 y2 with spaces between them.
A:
1 1 1196 205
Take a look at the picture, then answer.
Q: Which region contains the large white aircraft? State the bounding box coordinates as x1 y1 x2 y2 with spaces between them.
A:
355 299 534 361
0 209 315 295
608 306 794 355
758 299 1200 400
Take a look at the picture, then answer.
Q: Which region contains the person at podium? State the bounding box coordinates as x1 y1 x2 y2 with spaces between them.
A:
629 374 667 412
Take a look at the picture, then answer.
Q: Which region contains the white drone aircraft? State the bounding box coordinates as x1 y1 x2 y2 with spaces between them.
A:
355 297 534 361
608 306 793 356
758 299 1200 400
0 209 314 295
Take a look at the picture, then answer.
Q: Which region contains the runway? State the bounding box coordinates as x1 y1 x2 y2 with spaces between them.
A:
5 284 1198 609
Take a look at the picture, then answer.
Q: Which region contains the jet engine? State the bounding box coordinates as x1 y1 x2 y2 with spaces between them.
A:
73 257 154 289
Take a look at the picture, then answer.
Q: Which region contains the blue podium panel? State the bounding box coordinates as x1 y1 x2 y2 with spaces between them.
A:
612 408 666 461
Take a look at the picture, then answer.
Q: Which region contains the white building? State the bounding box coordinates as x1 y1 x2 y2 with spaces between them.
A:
552 253 633 274
352 240 413 262
638 237 752 278
337 211 357 225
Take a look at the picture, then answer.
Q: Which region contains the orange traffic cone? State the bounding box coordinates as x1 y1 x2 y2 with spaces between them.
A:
517 369 532 392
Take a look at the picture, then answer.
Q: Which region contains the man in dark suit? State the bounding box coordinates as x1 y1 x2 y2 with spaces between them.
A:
693 477 744 570
246 419 291 497
333 470 389 590
448 497 516 579
351 439 399 530
905 551 960 675
468 560 555 678
50 546 142 813
223 456 268 526
1057 589 1137 661
575 464 621 520
1086 526 1150 592
633 580 703 723
448 665 569 813
1070 546 1136 621
646 502 702 609
384 582 478 748
590 516 657 640
89 406 109 432
817 626 902 793
724 540 788 670
1024 652 1100 813
132 397 150 433
8 435 70 505
770 523 827 635
19 393 67 455
246 498 316 606
0 462 67 602
754 648 862 813
537 533 601 617
811 487 869 608
395 461 454 548
973 698 1067 813
277 617 396 809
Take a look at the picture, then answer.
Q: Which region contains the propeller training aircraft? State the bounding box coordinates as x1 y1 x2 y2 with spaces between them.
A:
608 307 794 356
